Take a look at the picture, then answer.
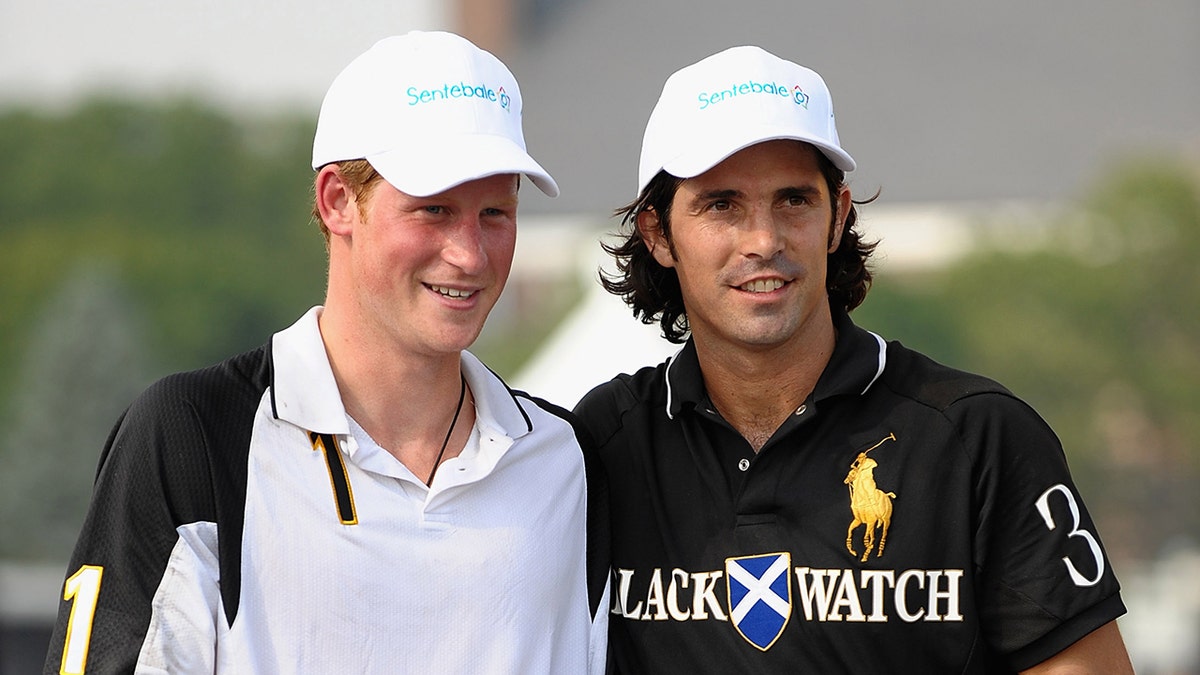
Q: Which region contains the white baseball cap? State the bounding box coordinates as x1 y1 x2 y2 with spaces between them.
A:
312 31 558 198
637 45 855 196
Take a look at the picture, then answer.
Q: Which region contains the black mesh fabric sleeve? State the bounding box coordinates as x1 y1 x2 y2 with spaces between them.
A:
43 345 269 674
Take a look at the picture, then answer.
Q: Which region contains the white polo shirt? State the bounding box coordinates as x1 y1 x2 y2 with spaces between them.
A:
45 307 609 674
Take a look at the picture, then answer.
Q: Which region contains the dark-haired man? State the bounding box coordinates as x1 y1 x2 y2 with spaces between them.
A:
575 45 1131 673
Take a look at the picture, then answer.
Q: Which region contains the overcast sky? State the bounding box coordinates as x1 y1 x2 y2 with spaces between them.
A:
4 0 1196 213
0 0 448 111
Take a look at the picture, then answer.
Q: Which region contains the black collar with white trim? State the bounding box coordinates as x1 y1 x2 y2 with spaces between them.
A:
664 309 887 421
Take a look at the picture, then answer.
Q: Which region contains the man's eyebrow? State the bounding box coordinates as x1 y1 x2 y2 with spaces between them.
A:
694 188 742 202
684 188 742 211
776 185 823 200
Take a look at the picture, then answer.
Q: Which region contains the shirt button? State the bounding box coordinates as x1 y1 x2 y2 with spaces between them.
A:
795 404 807 415
738 458 751 472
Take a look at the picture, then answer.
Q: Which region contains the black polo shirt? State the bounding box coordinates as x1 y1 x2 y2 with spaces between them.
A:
575 311 1125 674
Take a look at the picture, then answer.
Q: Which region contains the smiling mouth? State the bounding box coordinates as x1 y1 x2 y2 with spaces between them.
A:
739 278 787 293
428 284 477 300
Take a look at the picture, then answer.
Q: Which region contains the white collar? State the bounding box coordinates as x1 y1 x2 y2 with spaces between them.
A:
269 306 533 439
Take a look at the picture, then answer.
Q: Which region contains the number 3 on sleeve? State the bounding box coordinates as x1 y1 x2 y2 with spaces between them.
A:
60 565 103 675
1034 484 1105 587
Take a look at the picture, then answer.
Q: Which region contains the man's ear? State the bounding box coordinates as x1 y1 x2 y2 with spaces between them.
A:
315 165 357 237
828 185 852 253
636 208 676 268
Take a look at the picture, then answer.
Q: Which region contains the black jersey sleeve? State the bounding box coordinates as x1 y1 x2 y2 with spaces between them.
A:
43 372 224 674
950 390 1126 669
574 374 646 448
43 341 269 675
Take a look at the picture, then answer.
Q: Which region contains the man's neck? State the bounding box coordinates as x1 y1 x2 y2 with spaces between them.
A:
695 318 837 453
317 303 469 468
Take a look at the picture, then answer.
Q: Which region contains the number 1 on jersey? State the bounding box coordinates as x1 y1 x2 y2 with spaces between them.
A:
60 565 103 675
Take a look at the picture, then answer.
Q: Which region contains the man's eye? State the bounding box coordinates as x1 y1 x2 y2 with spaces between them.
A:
709 200 731 211
424 205 444 215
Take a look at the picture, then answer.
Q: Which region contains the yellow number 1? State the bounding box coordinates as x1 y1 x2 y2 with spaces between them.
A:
60 565 103 675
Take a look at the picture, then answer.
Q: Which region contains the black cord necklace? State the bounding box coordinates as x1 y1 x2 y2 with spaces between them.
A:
425 373 467 487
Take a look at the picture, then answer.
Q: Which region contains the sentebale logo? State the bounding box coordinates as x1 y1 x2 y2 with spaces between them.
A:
407 82 511 110
792 85 809 108
697 80 809 110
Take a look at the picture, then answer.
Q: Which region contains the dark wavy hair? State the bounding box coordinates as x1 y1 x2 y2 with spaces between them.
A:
601 150 877 343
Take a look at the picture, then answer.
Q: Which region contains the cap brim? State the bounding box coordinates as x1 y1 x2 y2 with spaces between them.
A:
367 134 559 198
661 124 855 182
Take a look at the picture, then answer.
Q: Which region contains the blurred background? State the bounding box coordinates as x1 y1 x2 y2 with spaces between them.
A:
1 0 1197 672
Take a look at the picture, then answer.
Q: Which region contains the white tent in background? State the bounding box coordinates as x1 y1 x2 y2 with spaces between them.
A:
511 269 680 410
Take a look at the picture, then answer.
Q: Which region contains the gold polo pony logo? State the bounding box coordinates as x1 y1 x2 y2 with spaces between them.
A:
844 433 898 562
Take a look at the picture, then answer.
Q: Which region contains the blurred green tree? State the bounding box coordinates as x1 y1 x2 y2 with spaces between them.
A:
857 157 1200 562
0 98 327 415
0 264 156 560
0 97 579 562
1 96 1195 565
